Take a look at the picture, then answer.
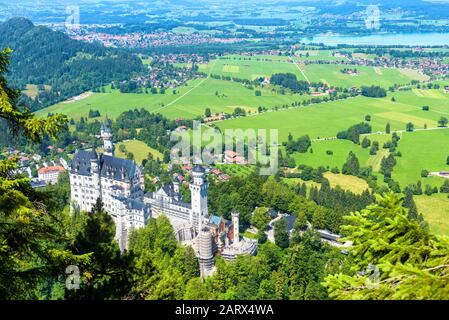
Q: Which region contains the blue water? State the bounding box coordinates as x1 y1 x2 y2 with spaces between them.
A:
303 33 449 46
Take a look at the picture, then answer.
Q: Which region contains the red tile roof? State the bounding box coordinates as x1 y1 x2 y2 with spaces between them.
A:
38 166 65 175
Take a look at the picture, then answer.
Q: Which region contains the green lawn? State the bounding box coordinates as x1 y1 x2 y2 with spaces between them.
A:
302 64 428 88
36 78 310 120
215 164 256 177
393 129 449 187
415 193 449 236
199 56 302 80
115 140 163 165
292 139 371 170
294 50 346 62
324 172 370 194
282 172 369 194
216 94 444 142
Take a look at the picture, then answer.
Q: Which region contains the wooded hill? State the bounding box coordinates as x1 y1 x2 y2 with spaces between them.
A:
0 18 145 111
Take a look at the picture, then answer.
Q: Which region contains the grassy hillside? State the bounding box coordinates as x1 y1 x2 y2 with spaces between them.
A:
216 93 444 141
394 129 449 187
1 18 144 111
115 140 163 165
416 193 449 236
36 78 310 120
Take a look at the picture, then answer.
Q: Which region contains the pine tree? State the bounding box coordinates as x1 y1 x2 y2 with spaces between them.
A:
0 48 87 299
274 218 289 249
325 193 449 300
440 179 449 193
342 151 360 176
299 183 307 197
403 189 413 208
69 197 133 300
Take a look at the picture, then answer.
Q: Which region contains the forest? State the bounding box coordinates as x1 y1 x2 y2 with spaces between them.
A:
0 18 144 111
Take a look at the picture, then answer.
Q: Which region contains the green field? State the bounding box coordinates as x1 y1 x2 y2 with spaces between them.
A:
198 54 427 87
291 139 371 170
393 129 449 187
215 164 256 177
199 56 302 80
294 50 346 62
415 193 449 236
216 92 446 142
217 87 449 189
302 64 428 88
36 78 310 120
282 172 369 194
115 140 163 165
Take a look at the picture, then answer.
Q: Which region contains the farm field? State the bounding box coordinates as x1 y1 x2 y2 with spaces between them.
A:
294 50 346 62
199 56 302 80
291 139 371 170
198 54 428 87
282 172 369 194
415 193 449 236
215 92 446 142
291 128 449 189
324 172 369 194
36 78 309 120
393 129 449 187
115 140 163 165
215 164 256 177
301 64 428 88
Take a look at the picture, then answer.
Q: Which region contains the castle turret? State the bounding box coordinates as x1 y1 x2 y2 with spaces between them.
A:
90 155 101 200
173 175 180 193
232 211 240 245
189 165 208 231
101 119 114 156
198 227 214 277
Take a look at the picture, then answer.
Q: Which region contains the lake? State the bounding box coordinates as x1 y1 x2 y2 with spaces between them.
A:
303 33 449 46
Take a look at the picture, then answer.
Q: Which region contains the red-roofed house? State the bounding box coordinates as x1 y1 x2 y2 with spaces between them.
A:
218 174 231 181
38 166 65 185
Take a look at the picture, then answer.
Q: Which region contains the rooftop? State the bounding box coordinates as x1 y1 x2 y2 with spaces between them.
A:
38 166 65 174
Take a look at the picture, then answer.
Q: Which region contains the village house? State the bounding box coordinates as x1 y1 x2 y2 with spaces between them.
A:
38 165 65 185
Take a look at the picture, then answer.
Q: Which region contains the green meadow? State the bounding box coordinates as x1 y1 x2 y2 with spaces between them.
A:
302 64 428 88
291 139 371 170
199 56 302 80
415 193 449 236
282 172 369 194
115 140 163 165
393 129 449 187
215 92 445 142
197 54 427 87
36 78 309 120
294 50 345 62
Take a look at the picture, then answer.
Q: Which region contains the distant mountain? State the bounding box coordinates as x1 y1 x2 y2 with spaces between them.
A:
0 17 145 111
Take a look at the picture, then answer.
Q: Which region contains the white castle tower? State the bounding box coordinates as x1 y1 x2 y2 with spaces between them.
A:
232 211 240 245
189 165 208 232
198 227 214 278
90 153 101 199
101 119 114 156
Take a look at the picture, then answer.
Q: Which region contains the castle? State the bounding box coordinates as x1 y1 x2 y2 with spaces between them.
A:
69 123 147 251
70 123 257 275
